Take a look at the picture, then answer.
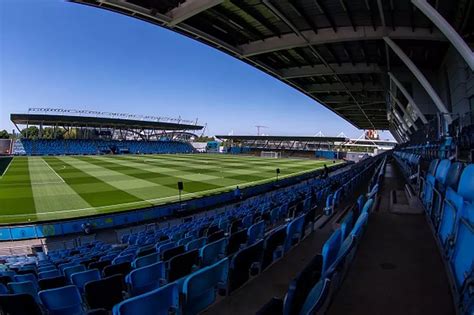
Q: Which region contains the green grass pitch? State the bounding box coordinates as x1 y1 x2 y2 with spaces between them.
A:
0 154 331 224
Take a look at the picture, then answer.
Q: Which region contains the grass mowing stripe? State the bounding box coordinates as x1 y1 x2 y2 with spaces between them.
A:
0 157 36 218
47 157 143 207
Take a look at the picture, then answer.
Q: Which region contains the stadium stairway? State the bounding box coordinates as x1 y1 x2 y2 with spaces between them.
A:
326 159 455 315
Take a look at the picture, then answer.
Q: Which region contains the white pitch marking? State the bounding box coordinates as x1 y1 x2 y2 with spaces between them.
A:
41 158 65 183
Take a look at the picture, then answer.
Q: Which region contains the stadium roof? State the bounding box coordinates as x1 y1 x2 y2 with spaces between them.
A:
11 113 204 131
69 0 473 132
215 135 346 142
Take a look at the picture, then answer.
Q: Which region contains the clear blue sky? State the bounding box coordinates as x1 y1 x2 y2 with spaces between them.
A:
0 0 393 139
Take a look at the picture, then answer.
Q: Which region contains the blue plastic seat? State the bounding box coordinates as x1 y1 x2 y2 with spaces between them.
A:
13 273 38 288
125 261 165 296
247 221 265 245
361 198 374 214
299 278 331 315
39 285 84 315
7 281 39 302
186 237 207 251
0 284 7 294
200 238 227 267
182 258 229 314
112 253 135 265
351 213 369 241
132 252 159 269
38 269 60 280
449 217 474 292
340 210 354 241
321 229 342 275
70 269 101 293
112 282 179 315
284 215 305 252
63 265 86 282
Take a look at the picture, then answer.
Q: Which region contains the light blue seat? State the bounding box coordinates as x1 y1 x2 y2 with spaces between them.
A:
8 281 39 302
39 285 85 315
112 282 179 315
38 269 60 280
182 258 229 315
340 210 354 241
132 252 159 269
186 237 207 251
63 265 86 282
125 261 165 296
351 212 369 241
247 221 265 246
200 238 227 267
321 229 342 275
299 278 331 315
361 198 374 214
438 188 463 248
424 159 451 214
70 269 101 293
284 215 305 252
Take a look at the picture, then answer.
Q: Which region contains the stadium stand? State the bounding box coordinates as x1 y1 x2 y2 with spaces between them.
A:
0 153 390 314
17 139 194 156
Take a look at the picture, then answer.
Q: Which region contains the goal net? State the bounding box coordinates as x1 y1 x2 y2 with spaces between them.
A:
261 151 281 158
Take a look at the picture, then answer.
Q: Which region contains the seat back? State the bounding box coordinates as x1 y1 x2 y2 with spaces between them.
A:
201 238 228 267
63 265 86 282
428 159 440 176
435 159 451 185
228 240 264 292
248 221 265 245
361 198 374 214
103 262 131 280
457 164 474 203
182 258 229 315
227 229 248 256
299 278 331 315
284 215 305 252
340 210 354 242
13 273 37 287
162 245 185 262
450 216 474 290
38 269 60 280
132 252 159 269
7 281 38 301
38 275 67 291
126 261 165 297
112 253 135 265
262 226 287 269
445 162 463 191
39 285 83 315
351 213 369 241
438 188 464 246
71 269 101 292
0 293 42 315
168 249 199 282
85 274 125 310
321 229 342 275
186 237 207 251
112 282 179 315
208 230 225 243
283 254 323 315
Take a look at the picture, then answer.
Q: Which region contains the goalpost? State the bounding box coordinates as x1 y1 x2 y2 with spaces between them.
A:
260 151 281 158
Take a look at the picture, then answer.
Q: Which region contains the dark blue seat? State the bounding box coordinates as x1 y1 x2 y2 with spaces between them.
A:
283 254 323 315
228 240 264 292
0 293 42 315
262 225 287 269
168 249 199 282
132 252 159 269
63 264 86 282
112 282 179 315
227 229 248 256
39 285 84 315
85 274 125 311
162 245 185 262
186 237 207 251
7 281 39 302
182 258 229 314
